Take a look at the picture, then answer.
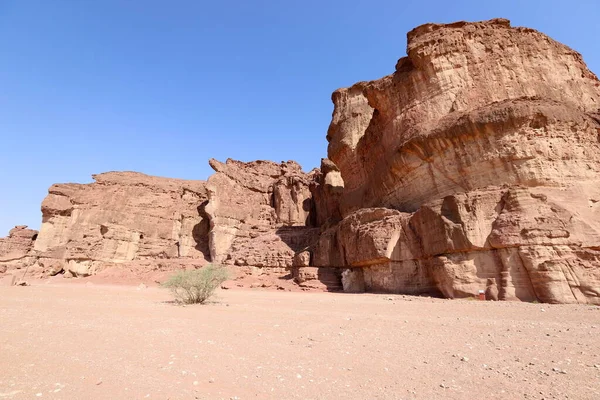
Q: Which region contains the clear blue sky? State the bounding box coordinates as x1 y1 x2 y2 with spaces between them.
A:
1 0 599 234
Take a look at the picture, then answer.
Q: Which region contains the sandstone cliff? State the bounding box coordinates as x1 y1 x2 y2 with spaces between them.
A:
30 171 210 277
0 226 38 275
313 18 600 304
0 161 320 283
205 158 318 270
2 18 599 304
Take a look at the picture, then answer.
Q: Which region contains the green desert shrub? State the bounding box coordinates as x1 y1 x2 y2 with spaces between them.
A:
161 265 229 304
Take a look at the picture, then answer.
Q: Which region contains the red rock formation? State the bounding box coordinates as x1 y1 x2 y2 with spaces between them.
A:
314 18 600 304
205 159 319 268
309 158 344 227
0 161 320 283
0 226 38 274
2 18 599 304
28 172 210 277
328 19 600 215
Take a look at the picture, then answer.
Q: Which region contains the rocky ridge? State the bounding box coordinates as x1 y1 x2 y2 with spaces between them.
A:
0 161 321 288
2 18 599 303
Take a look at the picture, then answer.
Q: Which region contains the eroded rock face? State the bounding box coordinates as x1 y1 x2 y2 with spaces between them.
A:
205 159 319 268
2 18 599 303
316 18 600 303
329 19 600 215
31 172 210 276
0 160 323 282
0 226 38 274
310 158 344 228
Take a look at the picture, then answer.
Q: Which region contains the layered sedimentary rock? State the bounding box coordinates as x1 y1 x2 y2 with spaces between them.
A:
313 18 600 304
0 160 320 281
29 171 210 277
205 159 319 269
0 226 38 274
309 158 344 227
328 18 600 214
2 18 599 303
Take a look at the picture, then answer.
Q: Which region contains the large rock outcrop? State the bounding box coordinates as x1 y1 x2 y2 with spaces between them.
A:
313 18 600 304
205 159 319 269
0 161 320 282
30 171 210 277
328 18 600 214
2 18 599 304
0 226 38 274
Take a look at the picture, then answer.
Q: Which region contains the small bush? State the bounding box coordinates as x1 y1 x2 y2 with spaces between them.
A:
161 265 229 304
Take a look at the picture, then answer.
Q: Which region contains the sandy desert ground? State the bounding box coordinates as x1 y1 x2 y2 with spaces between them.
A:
1 283 600 400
